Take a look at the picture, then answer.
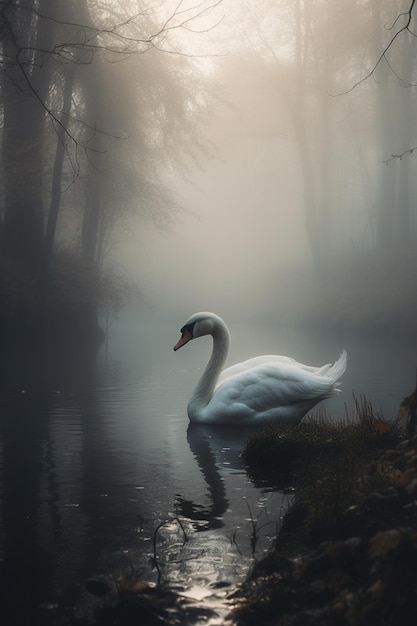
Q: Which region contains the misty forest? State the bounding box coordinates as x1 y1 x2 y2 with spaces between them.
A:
1 1 417 625
2 0 417 337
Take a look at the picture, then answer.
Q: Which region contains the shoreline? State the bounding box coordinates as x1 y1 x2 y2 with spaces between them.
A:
233 408 417 625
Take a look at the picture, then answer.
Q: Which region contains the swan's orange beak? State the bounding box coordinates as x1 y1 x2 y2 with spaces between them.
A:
174 328 193 351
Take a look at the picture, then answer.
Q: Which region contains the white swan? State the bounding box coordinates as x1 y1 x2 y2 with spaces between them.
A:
173 312 347 425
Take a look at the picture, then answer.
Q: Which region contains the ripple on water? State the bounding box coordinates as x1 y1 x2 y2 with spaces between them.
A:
170 580 239 626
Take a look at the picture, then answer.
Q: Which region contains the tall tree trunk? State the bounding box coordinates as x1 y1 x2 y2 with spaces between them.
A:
291 0 322 271
375 77 397 250
82 186 102 269
0 0 55 268
1 80 46 267
371 1 397 251
38 67 75 293
396 32 417 245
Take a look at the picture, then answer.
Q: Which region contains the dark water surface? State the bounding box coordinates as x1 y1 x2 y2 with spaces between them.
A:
0 308 415 624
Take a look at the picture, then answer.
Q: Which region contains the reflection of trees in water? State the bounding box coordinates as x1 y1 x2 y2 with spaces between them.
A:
0 381 54 621
0 343 278 619
0 343 110 622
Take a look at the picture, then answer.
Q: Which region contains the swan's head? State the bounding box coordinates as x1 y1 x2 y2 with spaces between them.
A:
173 312 226 351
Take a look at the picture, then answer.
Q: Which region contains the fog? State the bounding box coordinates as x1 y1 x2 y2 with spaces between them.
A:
4 0 414 331
120 131 309 320
113 0 315 321
109 0 417 332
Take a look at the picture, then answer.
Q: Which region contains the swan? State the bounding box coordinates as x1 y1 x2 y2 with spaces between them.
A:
173 312 347 425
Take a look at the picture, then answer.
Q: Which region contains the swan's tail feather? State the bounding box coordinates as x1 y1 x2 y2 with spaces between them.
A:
326 349 348 386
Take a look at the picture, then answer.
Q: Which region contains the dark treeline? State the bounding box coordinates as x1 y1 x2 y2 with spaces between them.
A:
0 0 218 343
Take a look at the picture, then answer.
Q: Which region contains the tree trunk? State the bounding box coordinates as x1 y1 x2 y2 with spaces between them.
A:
0 0 55 268
38 67 75 293
291 0 323 271
396 32 417 245
371 1 397 251
1 80 46 267
82 188 102 268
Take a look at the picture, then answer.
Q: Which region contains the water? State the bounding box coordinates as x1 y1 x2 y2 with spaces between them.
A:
0 308 416 624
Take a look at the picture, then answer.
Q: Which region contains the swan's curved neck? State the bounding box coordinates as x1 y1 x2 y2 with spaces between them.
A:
188 321 230 422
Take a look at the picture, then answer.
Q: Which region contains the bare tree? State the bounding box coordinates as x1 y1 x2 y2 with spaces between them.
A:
0 0 223 336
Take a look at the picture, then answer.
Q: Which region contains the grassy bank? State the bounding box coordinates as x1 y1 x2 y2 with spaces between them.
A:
233 402 417 625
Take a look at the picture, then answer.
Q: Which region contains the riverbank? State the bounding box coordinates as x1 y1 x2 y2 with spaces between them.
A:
233 401 417 625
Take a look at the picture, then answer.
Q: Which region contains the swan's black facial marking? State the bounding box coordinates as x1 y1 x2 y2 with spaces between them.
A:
181 322 195 336
173 322 195 351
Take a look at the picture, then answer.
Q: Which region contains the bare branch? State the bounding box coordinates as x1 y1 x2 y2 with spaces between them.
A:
0 0 223 174
333 0 416 96
381 146 416 164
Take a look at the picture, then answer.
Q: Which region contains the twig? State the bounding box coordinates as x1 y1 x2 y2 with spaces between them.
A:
380 146 416 164
151 517 189 584
333 0 416 96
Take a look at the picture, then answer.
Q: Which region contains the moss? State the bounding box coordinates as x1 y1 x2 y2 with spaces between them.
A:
243 402 401 491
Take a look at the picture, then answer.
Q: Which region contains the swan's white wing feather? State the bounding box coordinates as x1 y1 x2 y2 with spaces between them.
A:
218 355 335 386
215 362 338 408
203 362 339 424
218 355 296 384
207 350 347 424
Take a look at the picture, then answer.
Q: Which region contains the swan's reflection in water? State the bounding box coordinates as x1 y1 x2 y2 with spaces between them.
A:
153 420 290 614
176 424 266 531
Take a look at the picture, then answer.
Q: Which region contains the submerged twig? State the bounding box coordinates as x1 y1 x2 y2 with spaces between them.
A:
151 517 189 584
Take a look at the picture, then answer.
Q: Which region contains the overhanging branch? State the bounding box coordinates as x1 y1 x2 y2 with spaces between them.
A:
334 0 416 96
0 0 224 174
